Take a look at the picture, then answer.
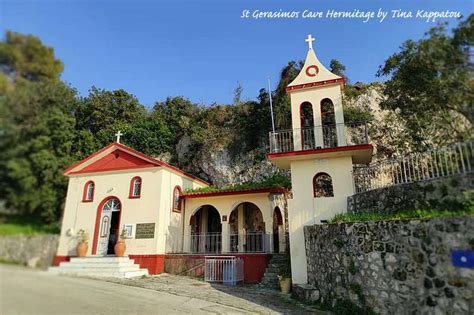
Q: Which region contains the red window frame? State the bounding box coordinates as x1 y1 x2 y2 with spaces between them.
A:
129 176 142 199
82 180 95 202
172 186 183 213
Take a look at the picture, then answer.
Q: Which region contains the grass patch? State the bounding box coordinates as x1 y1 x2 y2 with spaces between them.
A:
185 173 291 193
331 207 474 224
0 215 59 236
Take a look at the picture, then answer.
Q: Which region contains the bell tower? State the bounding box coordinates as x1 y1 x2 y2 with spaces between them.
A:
267 35 373 285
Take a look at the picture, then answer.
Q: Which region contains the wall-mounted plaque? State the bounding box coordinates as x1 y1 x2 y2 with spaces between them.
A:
135 223 155 239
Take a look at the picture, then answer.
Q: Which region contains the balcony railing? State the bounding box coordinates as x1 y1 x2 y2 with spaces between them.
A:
229 232 270 253
189 232 271 254
268 122 369 154
191 232 222 254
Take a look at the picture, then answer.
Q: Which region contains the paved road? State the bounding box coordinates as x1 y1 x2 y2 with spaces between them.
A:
0 265 252 314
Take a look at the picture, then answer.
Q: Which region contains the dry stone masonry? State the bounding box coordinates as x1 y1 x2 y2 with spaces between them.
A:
348 174 473 215
303 216 474 314
0 234 59 268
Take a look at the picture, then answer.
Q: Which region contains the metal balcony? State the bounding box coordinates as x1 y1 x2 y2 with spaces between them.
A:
268 122 369 154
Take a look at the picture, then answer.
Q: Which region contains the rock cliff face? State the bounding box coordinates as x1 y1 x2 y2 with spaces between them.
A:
174 84 393 186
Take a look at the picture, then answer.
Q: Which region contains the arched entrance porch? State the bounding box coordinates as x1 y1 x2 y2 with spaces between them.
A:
190 205 222 253
228 202 268 253
92 197 122 256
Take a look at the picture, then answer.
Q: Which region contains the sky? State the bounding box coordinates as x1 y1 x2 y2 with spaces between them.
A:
0 0 472 107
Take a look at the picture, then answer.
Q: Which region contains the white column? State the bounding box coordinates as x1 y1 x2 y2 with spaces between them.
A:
263 207 273 253
238 205 244 252
183 220 191 253
221 222 229 253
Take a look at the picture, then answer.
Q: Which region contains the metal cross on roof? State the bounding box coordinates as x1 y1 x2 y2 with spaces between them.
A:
115 131 123 143
305 34 315 50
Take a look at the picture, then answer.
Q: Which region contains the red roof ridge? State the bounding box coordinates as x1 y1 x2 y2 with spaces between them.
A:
64 142 209 186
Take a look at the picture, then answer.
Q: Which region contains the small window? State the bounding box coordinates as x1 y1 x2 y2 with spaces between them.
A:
83 181 95 202
129 177 142 198
313 172 334 197
172 186 182 213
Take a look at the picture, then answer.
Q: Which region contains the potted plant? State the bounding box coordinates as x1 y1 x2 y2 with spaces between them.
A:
76 229 89 257
277 256 292 294
114 229 127 257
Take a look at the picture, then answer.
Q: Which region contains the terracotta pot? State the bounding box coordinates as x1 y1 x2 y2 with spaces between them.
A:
114 240 126 257
76 241 88 257
279 277 292 294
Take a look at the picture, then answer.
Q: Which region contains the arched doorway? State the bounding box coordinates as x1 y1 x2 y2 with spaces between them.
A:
190 205 221 253
92 197 122 256
229 202 266 252
321 98 337 148
300 102 315 150
273 207 283 253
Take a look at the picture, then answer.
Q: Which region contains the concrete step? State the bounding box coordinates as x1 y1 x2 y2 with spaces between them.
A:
48 256 149 279
69 256 132 263
60 261 135 268
48 267 149 278
55 265 141 273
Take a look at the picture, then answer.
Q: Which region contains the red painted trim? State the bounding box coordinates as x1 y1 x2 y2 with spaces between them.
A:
267 143 373 159
286 78 345 93
129 254 165 274
129 176 142 199
163 254 272 284
52 255 70 266
82 180 95 202
305 65 319 77
69 164 158 175
172 186 183 213
184 187 288 199
92 196 122 255
64 142 209 186
300 102 314 148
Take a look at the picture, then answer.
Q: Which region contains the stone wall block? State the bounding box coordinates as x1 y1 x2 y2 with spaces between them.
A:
302 216 474 314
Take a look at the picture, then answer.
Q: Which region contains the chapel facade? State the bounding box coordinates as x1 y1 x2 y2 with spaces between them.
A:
54 142 287 282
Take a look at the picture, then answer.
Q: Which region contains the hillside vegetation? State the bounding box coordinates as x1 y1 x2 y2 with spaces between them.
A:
0 16 472 225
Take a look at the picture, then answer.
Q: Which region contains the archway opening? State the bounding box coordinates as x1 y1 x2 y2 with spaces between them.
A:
300 102 315 150
229 202 266 252
93 197 121 256
273 207 283 253
321 98 337 147
190 205 221 253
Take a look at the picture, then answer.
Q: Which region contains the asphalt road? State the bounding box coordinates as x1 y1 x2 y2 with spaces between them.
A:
0 265 249 314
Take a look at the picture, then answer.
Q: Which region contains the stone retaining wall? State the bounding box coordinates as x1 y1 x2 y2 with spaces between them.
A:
0 234 59 268
348 174 473 214
303 216 474 314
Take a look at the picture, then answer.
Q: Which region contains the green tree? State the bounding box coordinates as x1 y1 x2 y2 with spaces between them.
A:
330 59 348 83
0 31 63 82
0 80 77 224
377 16 473 147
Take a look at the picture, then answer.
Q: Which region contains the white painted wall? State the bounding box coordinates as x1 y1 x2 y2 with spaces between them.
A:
288 156 354 284
56 167 206 257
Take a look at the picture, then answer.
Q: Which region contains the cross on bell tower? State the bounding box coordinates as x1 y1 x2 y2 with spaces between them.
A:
305 34 315 50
